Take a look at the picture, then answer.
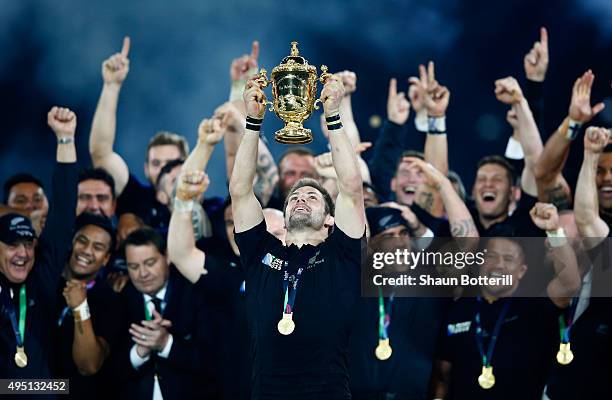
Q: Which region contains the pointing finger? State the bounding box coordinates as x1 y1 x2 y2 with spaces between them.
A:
251 41 260 60
121 36 131 57
388 78 397 98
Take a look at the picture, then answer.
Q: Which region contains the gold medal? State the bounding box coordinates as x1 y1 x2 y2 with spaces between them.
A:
375 338 393 361
556 342 574 365
277 313 295 335
14 346 27 368
478 365 495 389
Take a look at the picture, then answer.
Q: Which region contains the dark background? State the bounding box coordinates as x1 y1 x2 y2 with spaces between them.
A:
1 0 610 198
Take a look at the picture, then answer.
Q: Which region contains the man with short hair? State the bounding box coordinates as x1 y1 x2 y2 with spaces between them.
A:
55 212 123 399
169 71 365 398
89 38 188 230
0 106 78 380
116 227 220 399
2 173 49 234
77 168 117 217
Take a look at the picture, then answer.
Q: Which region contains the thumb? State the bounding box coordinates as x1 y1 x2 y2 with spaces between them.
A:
592 102 605 116
152 309 163 322
355 142 373 154
160 319 173 329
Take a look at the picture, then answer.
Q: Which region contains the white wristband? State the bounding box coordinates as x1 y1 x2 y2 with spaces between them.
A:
546 228 568 247
427 116 446 134
173 198 194 213
73 299 91 321
414 109 428 133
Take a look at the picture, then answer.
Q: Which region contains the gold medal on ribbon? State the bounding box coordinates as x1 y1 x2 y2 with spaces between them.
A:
277 313 295 335
14 346 28 368
478 365 495 389
556 342 574 365
375 338 393 361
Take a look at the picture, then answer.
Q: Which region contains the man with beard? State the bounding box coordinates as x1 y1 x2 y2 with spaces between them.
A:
432 203 581 399
0 106 78 382
55 212 123 399
228 71 364 398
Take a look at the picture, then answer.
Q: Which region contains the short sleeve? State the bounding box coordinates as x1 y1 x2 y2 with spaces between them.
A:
327 224 366 273
234 220 280 272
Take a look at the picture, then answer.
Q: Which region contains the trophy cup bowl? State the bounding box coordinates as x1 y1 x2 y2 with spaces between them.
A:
257 42 330 144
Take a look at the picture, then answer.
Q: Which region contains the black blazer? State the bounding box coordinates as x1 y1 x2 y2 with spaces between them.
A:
113 267 221 400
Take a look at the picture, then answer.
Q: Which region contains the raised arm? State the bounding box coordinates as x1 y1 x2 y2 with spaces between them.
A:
575 127 611 244
182 117 224 174
89 37 131 196
535 71 605 205
229 41 259 101
321 75 365 238
229 76 266 232
495 77 542 197
168 171 209 283
420 61 449 176
407 158 478 238
530 203 581 308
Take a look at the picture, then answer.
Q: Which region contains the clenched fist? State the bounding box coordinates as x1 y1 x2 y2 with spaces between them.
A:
335 70 357 96
494 77 524 105
583 126 611 154
568 70 605 123
529 202 560 232
63 279 87 309
197 117 224 146
176 170 209 202
243 75 268 119
320 74 345 117
47 106 77 138
102 37 130 85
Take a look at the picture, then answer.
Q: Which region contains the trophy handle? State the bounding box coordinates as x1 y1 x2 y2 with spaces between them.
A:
313 98 323 110
265 100 274 112
319 65 332 84
255 68 270 87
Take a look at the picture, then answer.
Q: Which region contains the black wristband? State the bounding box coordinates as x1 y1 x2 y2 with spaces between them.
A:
246 116 263 125
327 122 344 130
325 114 341 123
246 123 261 132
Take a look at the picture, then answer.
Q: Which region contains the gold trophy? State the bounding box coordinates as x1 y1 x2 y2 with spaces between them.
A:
255 41 331 144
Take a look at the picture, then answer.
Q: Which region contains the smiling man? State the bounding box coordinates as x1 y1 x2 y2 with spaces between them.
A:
0 106 78 380
55 212 123 399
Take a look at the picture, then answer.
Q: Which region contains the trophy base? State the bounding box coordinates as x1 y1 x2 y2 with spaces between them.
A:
274 122 313 145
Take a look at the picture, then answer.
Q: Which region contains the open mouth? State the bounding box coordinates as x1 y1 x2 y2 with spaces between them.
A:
487 270 505 279
600 185 612 196
403 186 417 195
481 191 497 203
75 254 93 268
293 205 310 213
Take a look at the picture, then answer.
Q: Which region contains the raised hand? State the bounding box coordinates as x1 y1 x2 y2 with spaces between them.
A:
214 101 246 134
387 78 410 125
335 70 357 96
494 77 524 105
568 70 605 123
420 61 450 117
102 37 130 85
62 279 87 309
524 27 549 82
403 157 448 189
176 170 209 202
243 75 268 119
529 202 560 232
583 126 611 154
47 106 77 138
197 117 224 146
230 41 260 82
320 74 345 117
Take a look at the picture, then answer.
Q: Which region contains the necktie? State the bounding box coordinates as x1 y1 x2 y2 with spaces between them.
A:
151 297 163 315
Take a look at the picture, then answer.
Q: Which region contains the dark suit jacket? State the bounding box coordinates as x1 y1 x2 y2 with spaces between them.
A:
114 267 221 400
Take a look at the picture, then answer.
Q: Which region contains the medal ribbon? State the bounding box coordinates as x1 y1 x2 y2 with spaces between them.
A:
377 287 395 340
282 267 304 314
474 297 511 367
558 296 579 344
2 284 27 348
57 280 96 326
